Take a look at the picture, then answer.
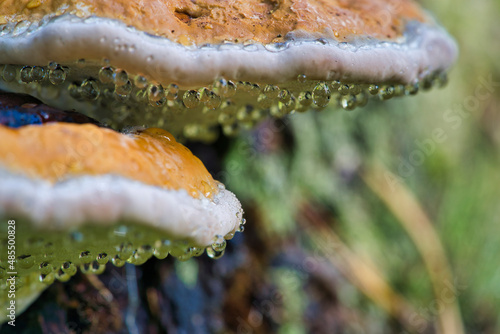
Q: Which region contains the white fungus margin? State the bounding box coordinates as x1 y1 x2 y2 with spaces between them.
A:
0 15 458 87
0 169 242 247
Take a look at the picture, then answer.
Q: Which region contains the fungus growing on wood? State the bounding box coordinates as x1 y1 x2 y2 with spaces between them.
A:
0 0 457 323
0 0 457 141
0 94 243 321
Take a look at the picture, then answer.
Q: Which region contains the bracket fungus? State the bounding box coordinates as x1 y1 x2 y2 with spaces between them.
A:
0 94 244 320
0 0 457 323
0 0 457 141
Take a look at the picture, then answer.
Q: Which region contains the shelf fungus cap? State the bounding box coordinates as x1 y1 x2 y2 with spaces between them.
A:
0 95 243 321
0 0 457 141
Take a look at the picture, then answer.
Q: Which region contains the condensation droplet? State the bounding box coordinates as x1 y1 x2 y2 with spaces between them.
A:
81 79 100 100
206 246 225 259
39 273 55 285
166 83 179 100
115 80 132 97
55 269 71 282
79 250 93 264
312 82 331 107
114 69 129 87
340 95 357 110
298 91 313 107
31 66 46 82
199 87 211 103
337 84 350 96
99 66 114 84
154 240 172 259
111 255 126 267
2 64 16 82
278 89 291 104
39 261 53 275
405 82 419 95
147 83 166 107
49 65 66 85
378 85 395 100
20 66 33 83
263 85 280 99
183 90 201 109
329 80 341 91
134 75 148 89
96 253 109 265
48 61 58 71
205 91 222 110
368 84 379 95
214 78 236 97
277 95 296 116
17 255 34 269
62 261 77 276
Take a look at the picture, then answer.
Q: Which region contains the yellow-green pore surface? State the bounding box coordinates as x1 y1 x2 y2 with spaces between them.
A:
0 216 239 323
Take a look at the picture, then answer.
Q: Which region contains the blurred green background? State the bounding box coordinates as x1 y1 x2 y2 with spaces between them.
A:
222 1 500 333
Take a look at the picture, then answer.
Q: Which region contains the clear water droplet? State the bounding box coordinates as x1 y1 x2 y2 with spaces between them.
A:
154 239 172 259
62 261 77 276
2 64 17 82
49 65 66 85
39 261 53 275
378 85 395 100
79 250 92 264
405 82 419 95
147 83 166 107
96 253 109 265
298 91 313 107
214 78 236 97
329 80 341 91
340 95 357 110
17 255 34 269
81 79 100 100
48 61 58 71
111 255 126 267
183 90 201 108
31 66 46 82
278 89 291 104
134 75 148 89
206 246 225 259
166 83 179 100
205 91 222 110
115 80 132 97
20 66 33 83
297 74 307 83
368 84 379 95
313 82 331 107
264 85 280 99
99 66 114 84
39 273 55 285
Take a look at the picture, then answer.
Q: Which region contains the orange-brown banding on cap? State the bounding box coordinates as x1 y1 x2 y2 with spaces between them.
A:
0 123 218 199
0 0 427 45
